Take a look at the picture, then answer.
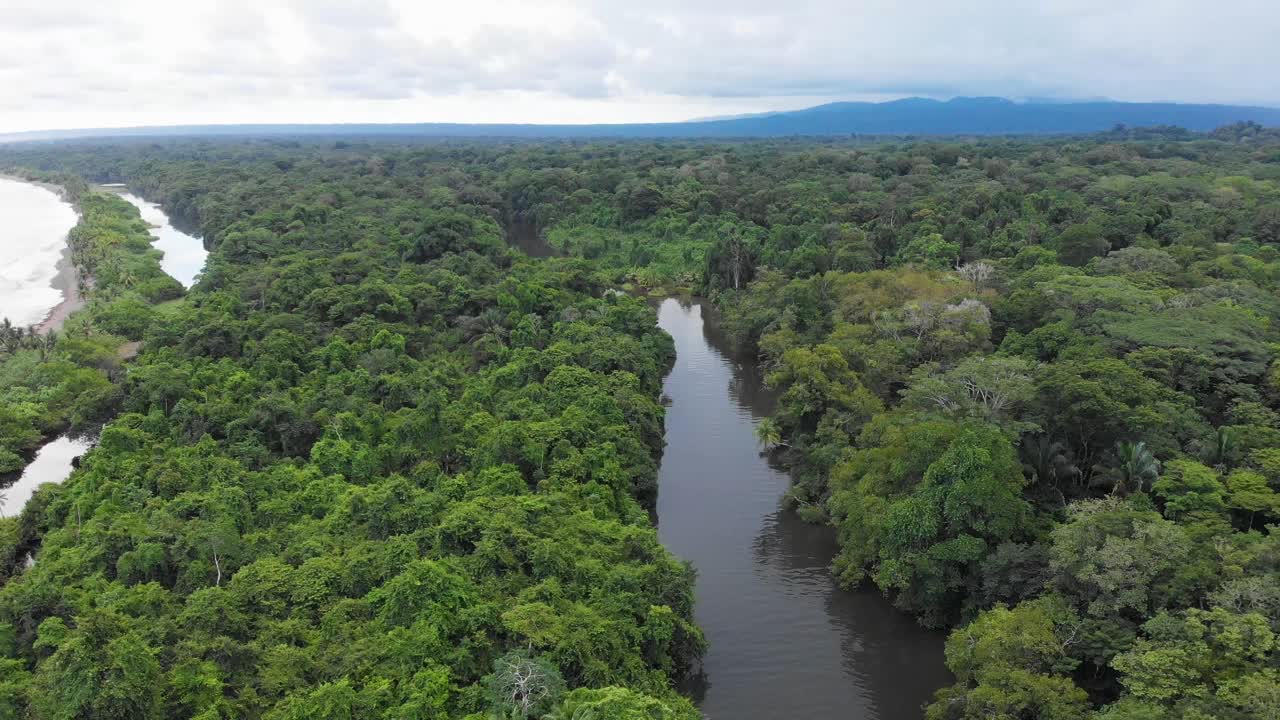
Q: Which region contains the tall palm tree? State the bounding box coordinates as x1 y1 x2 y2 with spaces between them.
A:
0 319 25 356
459 308 508 348
1203 426 1236 470
754 417 787 451
36 330 58 362
1020 435 1080 489
1113 441 1160 495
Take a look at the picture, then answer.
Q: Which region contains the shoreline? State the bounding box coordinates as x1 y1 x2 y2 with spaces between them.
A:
0 172 67 201
0 173 84 333
34 244 84 334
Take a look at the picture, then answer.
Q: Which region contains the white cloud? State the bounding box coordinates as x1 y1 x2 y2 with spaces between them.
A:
0 0 1275 132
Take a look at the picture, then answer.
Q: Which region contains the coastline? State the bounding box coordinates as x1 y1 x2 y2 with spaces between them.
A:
0 173 84 333
0 172 67 201
34 244 84 334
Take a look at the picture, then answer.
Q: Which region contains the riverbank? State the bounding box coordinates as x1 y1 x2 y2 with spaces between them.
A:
114 191 208 287
0 177 181 517
0 434 95 518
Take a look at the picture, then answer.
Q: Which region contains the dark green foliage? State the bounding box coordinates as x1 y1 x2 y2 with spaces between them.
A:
0 150 700 718
2 127 1279 718
1055 224 1110 266
0 182 173 479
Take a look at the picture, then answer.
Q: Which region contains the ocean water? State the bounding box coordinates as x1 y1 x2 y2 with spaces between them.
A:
0 179 78 327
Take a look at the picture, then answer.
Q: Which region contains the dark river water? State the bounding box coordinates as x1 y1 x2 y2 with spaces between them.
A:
507 219 561 258
653 297 950 720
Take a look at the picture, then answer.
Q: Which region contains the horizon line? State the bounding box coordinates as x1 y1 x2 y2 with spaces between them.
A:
5 95 1280 140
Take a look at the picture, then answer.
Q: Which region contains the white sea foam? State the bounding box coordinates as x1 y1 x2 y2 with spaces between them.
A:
0 179 78 327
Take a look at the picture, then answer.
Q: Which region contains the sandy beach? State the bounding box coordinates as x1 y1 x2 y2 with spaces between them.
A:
0 173 68 200
0 174 81 333
34 244 84 334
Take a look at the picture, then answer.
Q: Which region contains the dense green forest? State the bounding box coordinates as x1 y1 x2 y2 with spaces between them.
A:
0 176 183 477
0 151 703 719
2 123 1280 719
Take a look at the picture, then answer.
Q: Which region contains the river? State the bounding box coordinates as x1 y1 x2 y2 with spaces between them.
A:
0 435 94 518
117 192 207 288
0 177 78 328
654 298 950 720
0 187 203 522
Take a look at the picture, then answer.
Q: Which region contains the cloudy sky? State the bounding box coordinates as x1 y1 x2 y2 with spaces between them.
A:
1 0 1277 133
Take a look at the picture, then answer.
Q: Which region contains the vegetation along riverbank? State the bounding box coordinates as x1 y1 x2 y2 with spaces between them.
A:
0 169 184 527
0 124 1277 718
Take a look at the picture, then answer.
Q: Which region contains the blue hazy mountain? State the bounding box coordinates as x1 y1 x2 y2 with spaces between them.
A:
4 97 1279 142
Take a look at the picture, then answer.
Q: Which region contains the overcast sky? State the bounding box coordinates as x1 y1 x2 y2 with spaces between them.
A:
1 0 1277 133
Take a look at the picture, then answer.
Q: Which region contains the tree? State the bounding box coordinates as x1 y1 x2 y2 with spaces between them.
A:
265 678 362 720
1036 359 1192 466
1112 441 1161 496
831 421 1032 624
955 261 994 289
31 617 164 720
1203 426 1237 469
1111 608 1278 714
1054 224 1109 266
897 232 961 269
35 330 57 362
488 651 564 719
459 308 510 351
876 298 993 364
1019 435 1081 498
902 355 1038 432
191 518 241 587
544 687 698 720
1049 499 1190 619
1253 204 1280 245
753 417 785 450
0 320 26 356
706 224 758 291
1095 247 1180 277
766 344 881 437
928 598 1089 720
404 209 502 262
0 657 32 720
1151 459 1226 520
1225 469 1278 530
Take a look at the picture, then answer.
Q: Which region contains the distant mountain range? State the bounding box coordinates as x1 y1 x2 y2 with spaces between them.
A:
5 97 1280 143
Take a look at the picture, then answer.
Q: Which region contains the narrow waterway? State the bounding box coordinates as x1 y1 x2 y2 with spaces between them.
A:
117 192 207 288
0 177 78 327
0 182 203 541
0 435 94 518
507 218 561 258
654 298 950 720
